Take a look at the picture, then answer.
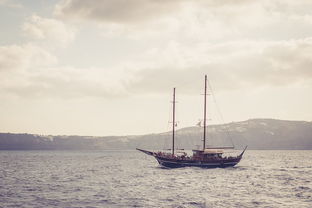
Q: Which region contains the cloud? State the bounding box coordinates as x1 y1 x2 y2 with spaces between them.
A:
3 1 312 100
53 0 312 25
4 37 310 99
0 0 23 8
0 44 58 96
52 0 312 57
54 0 183 24
22 14 76 45
0 43 57 72
3 66 129 99
125 38 312 94
0 43 131 99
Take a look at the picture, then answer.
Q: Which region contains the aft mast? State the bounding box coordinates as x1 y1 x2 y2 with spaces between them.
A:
203 75 207 151
172 88 176 155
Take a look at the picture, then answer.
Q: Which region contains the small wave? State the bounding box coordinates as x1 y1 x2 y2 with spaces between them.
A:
298 186 310 190
252 201 263 205
186 201 206 208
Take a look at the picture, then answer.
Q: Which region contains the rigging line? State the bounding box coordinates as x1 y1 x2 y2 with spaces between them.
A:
175 96 181 151
163 95 172 151
174 93 178 151
207 79 235 148
175 123 179 150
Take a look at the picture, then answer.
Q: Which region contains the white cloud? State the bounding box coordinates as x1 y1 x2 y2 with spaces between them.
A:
0 43 57 72
2 0 312 135
3 0 312 100
125 38 312 94
2 38 307 99
3 1 312 98
54 0 183 24
0 44 58 96
54 0 312 41
22 14 76 45
19 66 129 98
0 0 22 8
0 42 131 98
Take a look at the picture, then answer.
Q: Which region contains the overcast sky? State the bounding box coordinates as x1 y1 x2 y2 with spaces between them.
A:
1 0 312 136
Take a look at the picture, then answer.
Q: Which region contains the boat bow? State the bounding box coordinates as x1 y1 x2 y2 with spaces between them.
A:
136 148 155 156
239 146 248 157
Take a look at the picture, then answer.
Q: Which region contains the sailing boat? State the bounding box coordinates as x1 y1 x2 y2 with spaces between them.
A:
137 75 247 168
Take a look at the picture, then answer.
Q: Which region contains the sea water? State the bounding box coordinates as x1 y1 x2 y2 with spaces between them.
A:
0 150 311 208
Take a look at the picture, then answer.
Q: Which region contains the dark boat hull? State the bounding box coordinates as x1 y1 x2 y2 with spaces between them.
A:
136 147 247 169
155 156 241 168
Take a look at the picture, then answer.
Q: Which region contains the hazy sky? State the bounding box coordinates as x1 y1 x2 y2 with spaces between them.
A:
1 0 312 136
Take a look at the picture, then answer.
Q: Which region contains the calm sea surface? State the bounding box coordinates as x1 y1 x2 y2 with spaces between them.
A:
0 150 311 208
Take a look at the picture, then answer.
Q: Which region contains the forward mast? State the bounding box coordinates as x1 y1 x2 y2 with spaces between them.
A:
172 88 176 155
203 75 207 150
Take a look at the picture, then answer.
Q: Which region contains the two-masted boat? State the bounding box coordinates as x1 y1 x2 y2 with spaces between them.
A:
137 75 247 168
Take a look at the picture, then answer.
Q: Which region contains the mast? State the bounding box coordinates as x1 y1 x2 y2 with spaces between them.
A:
172 87 176 155
203 75 207 150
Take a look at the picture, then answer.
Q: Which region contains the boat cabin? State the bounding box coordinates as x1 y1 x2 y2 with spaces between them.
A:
192 149 224 159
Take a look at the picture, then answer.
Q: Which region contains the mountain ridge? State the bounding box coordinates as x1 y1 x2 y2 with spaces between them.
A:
0 118 311 150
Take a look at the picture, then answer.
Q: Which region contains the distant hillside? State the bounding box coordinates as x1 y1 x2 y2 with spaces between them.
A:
1 119 312 150
132 119 312 150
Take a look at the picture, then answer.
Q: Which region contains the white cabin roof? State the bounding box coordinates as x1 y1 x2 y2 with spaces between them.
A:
204 149 224 154
193 149 224 154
